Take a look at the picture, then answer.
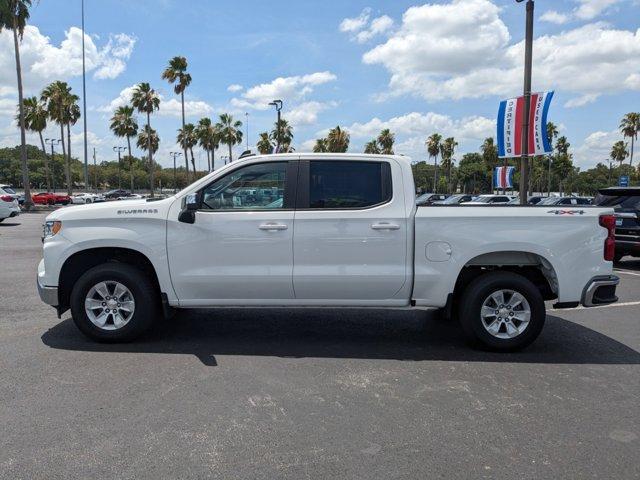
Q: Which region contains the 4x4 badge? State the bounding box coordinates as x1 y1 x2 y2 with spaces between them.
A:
547 210 585 215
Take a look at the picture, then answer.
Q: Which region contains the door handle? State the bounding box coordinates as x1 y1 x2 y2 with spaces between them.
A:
259 222 288 231
371 222 400 230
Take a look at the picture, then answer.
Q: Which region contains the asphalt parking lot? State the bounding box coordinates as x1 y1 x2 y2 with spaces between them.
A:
1 212 639 479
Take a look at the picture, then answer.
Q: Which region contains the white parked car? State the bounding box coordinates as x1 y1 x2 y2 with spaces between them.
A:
0 192 20 222
71 193 102 204
0 184 20 201
462 194 517 205
37 153 619 351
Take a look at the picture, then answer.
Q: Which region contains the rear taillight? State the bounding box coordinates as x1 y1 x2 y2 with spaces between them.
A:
0 195 13 202
599 214 616 261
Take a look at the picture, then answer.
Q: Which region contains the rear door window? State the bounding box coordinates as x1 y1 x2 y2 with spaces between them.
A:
306 161 392 209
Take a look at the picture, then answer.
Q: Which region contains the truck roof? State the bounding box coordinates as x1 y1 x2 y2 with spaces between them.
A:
238 152 413 164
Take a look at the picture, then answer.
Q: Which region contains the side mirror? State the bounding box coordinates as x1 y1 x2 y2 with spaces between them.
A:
185 193 199 211
179 193 199 224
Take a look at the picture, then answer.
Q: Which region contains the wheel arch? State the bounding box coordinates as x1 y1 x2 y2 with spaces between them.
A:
57 247 162 315
453 250 559 302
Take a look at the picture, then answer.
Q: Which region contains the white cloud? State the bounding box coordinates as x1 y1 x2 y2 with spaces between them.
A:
363 1 640 105
157 98 213 118
346 111 494 141
0 98 16 117
339 8 371 33
288 101 337 126
99 85 213 118
227 84 243 92
573 0 621 20
340 8 394 43
0 25 135 97
564 93 599 108
230 71 337 110
540 10 570 24
574 129 623 168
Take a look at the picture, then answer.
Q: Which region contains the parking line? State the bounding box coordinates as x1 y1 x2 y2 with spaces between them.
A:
614 269 640 277
548 300 640 312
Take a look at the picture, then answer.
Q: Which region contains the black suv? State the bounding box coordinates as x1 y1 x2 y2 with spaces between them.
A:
594 187 640 261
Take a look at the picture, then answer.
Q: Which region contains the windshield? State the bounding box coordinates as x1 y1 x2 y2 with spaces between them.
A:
415 193 433 203
473 196 494 203
1 186 16 194
537 197 559 205
440 195 464 204
594 194 640 209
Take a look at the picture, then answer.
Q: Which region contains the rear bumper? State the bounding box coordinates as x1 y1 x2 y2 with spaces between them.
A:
581 275 619 307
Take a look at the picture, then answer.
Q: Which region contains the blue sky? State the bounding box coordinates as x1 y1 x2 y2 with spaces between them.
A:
0 0 639 170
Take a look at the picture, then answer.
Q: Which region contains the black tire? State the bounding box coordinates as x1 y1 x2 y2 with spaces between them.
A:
458 271 546 352
70 263 158 342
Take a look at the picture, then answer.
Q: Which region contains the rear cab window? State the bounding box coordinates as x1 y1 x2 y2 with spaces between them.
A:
300 160 392 209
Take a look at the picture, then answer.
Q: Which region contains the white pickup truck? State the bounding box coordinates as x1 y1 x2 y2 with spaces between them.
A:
37 153 619 351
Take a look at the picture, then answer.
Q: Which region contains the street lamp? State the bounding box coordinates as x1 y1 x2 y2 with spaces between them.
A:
170 152 182 193
268 99 283 153
516 0 534 204
113 146 126 190
245 112 249 151
45 138 61 192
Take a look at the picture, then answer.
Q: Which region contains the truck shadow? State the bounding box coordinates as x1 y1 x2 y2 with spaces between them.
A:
41 308 640 367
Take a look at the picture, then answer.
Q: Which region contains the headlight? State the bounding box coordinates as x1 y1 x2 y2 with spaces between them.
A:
43 220 62 240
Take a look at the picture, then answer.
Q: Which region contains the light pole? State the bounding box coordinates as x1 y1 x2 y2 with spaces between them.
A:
268 99 283 153
81 0 89 191
170 152 182 193
245 112 249 151
517 0 534 204
45 138 62 192
113 146 126 190
93 147 98 193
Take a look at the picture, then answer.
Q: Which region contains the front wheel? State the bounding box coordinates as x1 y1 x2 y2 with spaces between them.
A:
70 263 158 342
459 271 546 351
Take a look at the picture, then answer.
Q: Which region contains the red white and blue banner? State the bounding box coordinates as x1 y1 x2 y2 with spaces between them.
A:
497 91 554 158
494 166 515 189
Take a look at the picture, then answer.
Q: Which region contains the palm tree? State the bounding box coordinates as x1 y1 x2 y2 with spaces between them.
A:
270 118 293 152
610 140 629 167
162 56 192 178
2 0 34 208
110 105 138 192
195 117 219 171
620 113 640 167
20 96 50 191
545 122 559 195
364 139 380 154
440 137 458 193
64 97 80 194
556 136 570 156
313 138 328 153
326 126 349 152
216 113 243 162
131 83 160 196
42 81 72 191
137 125 159 159
178 123 198 173
257 132 273 154
426 133 442 192
377 129 395 155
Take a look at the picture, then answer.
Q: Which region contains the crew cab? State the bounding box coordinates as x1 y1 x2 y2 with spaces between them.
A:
37 154 619 351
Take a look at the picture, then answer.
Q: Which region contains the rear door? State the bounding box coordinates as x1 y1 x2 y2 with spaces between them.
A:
292 158 409 303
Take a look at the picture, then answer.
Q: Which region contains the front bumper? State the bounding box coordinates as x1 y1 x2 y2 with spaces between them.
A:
37 259 58 306
581 275 619 307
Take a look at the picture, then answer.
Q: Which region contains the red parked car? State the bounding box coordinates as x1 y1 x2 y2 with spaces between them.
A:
32 192 71 205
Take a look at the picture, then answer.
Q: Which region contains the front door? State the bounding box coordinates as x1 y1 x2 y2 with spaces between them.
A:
292 158 409 303
167 160 298 305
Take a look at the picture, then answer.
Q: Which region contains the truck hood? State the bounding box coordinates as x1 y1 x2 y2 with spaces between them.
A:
46 196 176 222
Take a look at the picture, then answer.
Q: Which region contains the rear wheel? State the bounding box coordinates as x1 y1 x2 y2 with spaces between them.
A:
459 271 545 351
70 263 158 342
